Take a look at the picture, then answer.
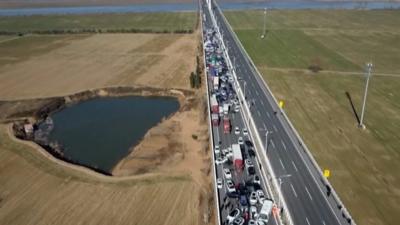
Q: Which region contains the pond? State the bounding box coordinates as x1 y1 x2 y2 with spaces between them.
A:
38 96 179 173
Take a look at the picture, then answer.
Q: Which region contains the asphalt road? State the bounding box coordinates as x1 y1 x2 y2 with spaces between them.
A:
202 3 278 225
203 1 353 225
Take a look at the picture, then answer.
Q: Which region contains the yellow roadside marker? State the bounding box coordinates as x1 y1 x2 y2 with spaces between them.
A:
324 169 331 178
279 100 284 108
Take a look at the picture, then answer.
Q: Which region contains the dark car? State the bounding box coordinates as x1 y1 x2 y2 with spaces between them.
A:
247 166 255 175
245 140 253 148
239 194 248 207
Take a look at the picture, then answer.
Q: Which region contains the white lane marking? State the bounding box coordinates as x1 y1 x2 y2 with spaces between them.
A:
263 123 267 130
306 217 311 225
273 125 278 132
281 140 287 150
257 110 261 117
261 101 264 106
266 111 270 118
271 140 275 149
291 161 298 172
279 158 285 170
290 184 297 198
322 221 326 225
305 187 313 201
255 90 260 96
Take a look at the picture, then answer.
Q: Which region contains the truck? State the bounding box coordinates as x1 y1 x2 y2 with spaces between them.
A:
223 103 230 115
232 144 243 170
213 77 219 90
210 94 219 113
258 200 273 223
223 116 231 134
212 114 219 126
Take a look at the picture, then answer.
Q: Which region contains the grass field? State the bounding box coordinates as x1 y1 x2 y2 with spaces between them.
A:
0 125 203 225
0 12 197 33
226 10 400 225
0 32 196 100
226 10 400 74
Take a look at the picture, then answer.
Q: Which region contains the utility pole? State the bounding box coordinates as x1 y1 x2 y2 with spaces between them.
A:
359 62 373 129
261 8 267 39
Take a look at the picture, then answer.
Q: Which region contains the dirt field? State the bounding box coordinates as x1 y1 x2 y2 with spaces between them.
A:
0 124 205 225
0 33 196 100
0 20 214 224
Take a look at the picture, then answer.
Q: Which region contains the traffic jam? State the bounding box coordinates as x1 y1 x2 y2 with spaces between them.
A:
203 10 277 225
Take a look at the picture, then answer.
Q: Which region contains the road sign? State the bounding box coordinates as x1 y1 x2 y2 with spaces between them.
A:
279 100 284 108
323 169 330 178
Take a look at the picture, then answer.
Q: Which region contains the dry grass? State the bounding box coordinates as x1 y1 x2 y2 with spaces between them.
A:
0 124 203 225
0 33 197 100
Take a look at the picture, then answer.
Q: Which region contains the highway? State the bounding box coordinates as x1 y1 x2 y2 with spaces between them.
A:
203 1 354 225
202 3 279 225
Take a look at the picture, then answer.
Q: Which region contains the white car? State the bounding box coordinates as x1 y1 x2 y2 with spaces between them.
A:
222 148 229 155
223 168 232 180
238 137 244 145
250 206 258 219
226 147 233 158
217 178 223 189
257 190 266 204
226 179 236 193
214 145 220 155
227 208 241 223
243 128 248 136
216 156 227 165
234 126 240 135
248 220 256 225
232 217 245 225
250 191 258 205
235 105 240 113
245 159 253 168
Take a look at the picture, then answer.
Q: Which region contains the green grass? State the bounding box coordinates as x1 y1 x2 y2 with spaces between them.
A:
236 29 360 71
0 12 197 34
226 9 400 225
225 9 400 74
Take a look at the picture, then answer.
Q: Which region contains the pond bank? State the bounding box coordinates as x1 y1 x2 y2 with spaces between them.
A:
3 86 193 176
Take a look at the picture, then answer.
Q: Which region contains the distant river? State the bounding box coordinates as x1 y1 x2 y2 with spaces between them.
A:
0 3 197 16
41 96 179 173
1 1 399 16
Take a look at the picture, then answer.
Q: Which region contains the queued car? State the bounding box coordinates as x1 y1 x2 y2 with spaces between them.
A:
257 190 266 204
214 145 220 155
227 208 241 223
243 128 248 136
234 126 240 135
216 156 227 165
231 217 245 225
250 206 258 219
217 178 223 189
238 136 244 145
250 191 258 205
223 168 232 179
226 180 236 193
239 194 248 207
254 175 261 185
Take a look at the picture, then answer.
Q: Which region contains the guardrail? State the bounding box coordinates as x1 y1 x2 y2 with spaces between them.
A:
207 2 290 225
199 4 221 225
211 1 355 224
